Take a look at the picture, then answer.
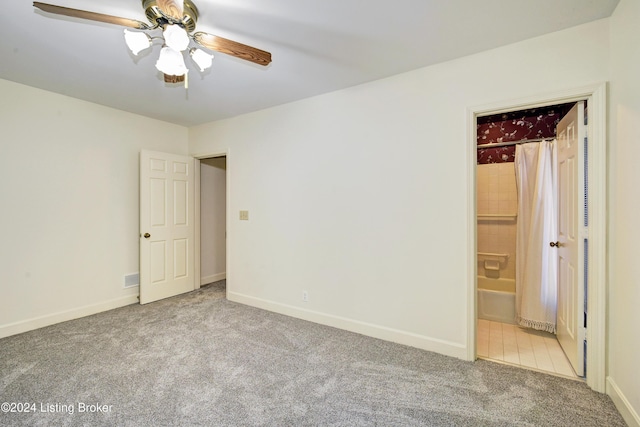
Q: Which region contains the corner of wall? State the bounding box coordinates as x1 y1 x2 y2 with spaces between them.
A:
0 295 138 339
608 377 640 427
227 291 469 360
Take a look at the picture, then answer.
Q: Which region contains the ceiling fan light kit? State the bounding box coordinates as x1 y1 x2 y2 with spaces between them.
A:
156 45 189 76
162 24 190 52
123 29 152 55
33 0 272 86
190 48 214 72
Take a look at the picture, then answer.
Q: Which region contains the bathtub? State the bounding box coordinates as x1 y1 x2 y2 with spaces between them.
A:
477 276 516 324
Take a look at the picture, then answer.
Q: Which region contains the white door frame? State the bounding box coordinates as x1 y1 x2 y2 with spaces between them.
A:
466 83 607 393
193 149 231 294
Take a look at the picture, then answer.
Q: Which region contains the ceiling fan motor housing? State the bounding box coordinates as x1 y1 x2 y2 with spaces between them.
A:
143 0 199 31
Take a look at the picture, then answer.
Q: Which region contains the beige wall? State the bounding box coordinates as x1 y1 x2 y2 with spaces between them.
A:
190 19 610 359
0 79 188 337
608 0 640 424
477 163 517 281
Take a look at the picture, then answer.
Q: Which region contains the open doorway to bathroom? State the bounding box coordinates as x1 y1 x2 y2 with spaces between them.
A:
475 103 581 379
467 83 607 393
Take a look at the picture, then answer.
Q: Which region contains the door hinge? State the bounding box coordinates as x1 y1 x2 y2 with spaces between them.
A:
584 312 587 328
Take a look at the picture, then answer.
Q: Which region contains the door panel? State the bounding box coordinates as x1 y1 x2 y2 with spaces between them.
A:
556 102 586 376
140 150 195 304
174 180 188 225
150 241 166 283
174 239 188 278
150 178 166 226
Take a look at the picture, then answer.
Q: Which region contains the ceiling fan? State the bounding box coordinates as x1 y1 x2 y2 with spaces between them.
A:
33 0 272 84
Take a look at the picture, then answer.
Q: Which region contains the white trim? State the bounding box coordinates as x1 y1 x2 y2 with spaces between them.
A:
228 291 468 360
585 83 608 393
0 295 138 339
225 150 231 295
194 158 201 290
466 83 608 393
201 272 226 285
607 377 640 427
466 104 478 361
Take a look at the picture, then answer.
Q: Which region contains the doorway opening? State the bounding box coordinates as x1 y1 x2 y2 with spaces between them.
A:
475 102 580 379
196 155 228 299
466 83 607 393
139 150 230 304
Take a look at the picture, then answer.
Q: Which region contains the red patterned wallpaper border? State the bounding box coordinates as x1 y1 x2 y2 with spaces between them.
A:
476 103 575 164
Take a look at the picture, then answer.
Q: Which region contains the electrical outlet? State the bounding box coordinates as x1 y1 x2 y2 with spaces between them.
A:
302 290 309 302
239 210 249 220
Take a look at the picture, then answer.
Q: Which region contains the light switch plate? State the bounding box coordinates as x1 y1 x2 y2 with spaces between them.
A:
239 210 249 220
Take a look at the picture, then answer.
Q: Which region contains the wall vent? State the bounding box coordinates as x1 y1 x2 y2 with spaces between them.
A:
124 273 139 288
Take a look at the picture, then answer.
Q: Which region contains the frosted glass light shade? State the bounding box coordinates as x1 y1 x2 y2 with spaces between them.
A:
163 24 190 52
190 48 213 71
155 46 188 76
123 29 151 55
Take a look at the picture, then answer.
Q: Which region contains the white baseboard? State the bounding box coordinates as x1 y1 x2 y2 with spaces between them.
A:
0 294 139 339
227 291 467 360
201 272 226 285
607 377 640 427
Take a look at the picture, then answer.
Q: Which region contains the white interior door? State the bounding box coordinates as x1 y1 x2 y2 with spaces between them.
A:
140 150 195 304
555 102 586 376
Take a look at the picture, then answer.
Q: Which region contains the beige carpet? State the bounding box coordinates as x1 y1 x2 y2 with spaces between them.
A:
0 281 626 426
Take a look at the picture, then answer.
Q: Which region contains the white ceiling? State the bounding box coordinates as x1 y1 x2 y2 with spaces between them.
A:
1 0 619 127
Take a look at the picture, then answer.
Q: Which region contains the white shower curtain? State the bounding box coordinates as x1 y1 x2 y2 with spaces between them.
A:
515 140 558 333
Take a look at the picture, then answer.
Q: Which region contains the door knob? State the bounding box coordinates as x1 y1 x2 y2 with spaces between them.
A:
144 233 151 239
550 241 560 247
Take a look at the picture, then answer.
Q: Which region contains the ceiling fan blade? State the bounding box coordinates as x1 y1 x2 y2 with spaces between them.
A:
193 32 272 66
157 0 184 21
33 2 151 29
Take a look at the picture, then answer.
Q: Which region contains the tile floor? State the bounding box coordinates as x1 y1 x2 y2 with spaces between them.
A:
477 319 578 378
